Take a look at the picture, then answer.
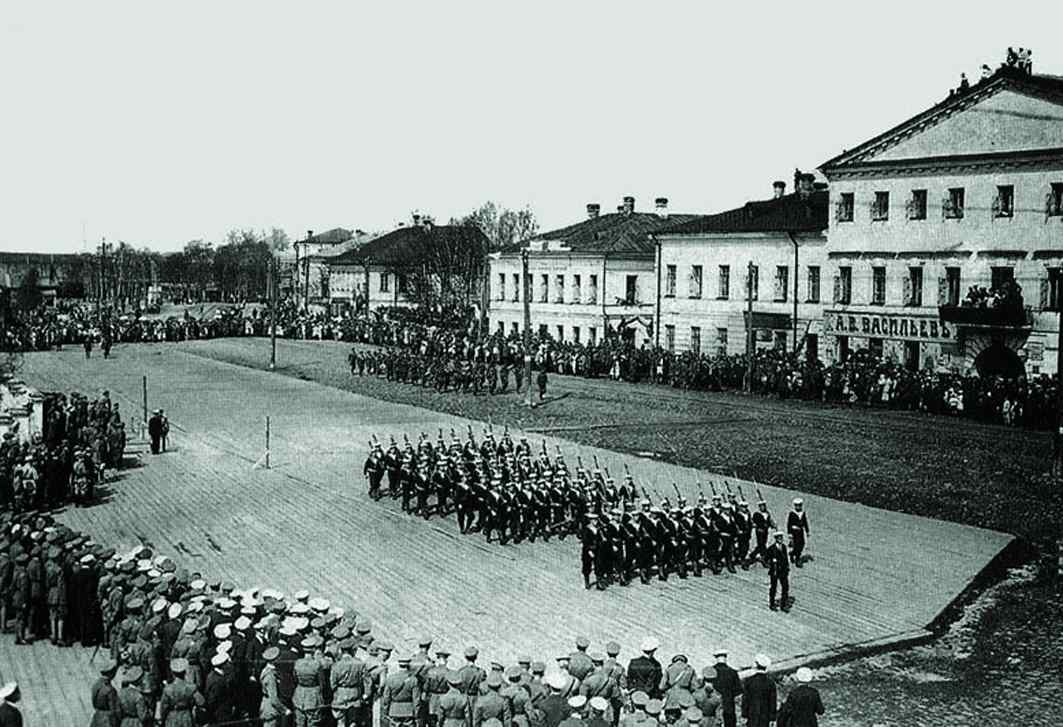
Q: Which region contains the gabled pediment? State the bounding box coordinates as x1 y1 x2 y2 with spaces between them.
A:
822 69 1063 171
872 89 1063 161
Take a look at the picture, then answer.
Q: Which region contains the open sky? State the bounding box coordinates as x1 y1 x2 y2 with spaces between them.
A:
1 1 1059 254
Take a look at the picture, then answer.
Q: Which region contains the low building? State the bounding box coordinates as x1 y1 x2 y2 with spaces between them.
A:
655 173 829 358
819 59 1063 375
489 197 696 346
0 251 92 301
292 228 358 307
328 217 490 314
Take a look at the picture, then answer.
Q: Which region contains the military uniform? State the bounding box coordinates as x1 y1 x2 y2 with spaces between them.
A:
381 662 421 727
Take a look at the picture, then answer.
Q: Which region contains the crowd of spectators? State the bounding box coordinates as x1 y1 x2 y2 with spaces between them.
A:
2 301 1058 431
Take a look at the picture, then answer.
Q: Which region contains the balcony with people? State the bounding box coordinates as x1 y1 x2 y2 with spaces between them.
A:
938 278 1031 328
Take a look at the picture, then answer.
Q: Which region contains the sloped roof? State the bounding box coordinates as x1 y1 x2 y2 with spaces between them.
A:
820 66 1063 171
532 211 699 254
303 228 355 245
329 224 489 267
657 190 828 236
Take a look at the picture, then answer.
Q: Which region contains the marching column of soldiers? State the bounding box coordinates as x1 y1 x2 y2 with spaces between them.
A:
0 390 126 514
349 348 527 397
362 427 811 606
2 509 822 726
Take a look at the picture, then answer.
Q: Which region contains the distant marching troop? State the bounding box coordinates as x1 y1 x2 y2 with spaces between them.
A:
362 427 811 611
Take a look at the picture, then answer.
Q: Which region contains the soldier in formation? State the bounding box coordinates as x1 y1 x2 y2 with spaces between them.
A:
348 346 527 397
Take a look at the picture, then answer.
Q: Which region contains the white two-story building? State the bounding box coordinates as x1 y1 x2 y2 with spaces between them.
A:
655 173 828 359
489 196 695 346
819 62 1063 375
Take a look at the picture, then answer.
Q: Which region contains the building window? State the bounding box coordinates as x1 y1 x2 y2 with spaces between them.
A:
1047 183 1063 217
538 324 548 338
625 275 638 305
991 266 1014 291
871 266 886 305
774 331 787 351
665 325 675 353
497 320 505 334
572 274 581 304
994 185 1015 218
838 335 850 362
868 338 884 359
665 265 677 297
511 322 519 336
774 266 788 302
871 191 889 221
944 187 965 219
836 266 852 305
554 275 565 303
397 273 408 295
716 327 728 357
807 265 821 303
539 274 548 303
1047 269 1063 311
380 273 390 292
690 326 701 354
945 267 961 306
906 266 923 307
689 265 703 298
512 273 520 302
497 273 506 301
745 265 759 301
836 192 854 222
718 265 730 299
588 274 598 304
588 326 597 344
556 325 564 341
907 189 928 220
573 326 581 343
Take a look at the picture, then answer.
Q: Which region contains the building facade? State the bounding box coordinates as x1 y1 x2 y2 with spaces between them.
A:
655 175 828 358
489 197 695 346
820 64 1063 375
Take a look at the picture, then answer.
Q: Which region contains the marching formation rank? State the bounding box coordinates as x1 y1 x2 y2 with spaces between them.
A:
363 426 811 604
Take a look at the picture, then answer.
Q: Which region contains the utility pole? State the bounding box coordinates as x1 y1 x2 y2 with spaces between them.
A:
269 255 277 370
522 249 533 408
746 260 755 393
1053 302 1063 478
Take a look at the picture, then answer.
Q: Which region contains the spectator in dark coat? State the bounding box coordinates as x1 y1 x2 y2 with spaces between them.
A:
778 668 824 727
741 655 776 727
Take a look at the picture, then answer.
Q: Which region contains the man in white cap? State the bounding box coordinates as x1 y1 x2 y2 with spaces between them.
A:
740 655 775 727
778 668 824 727
0 676 20 727
538 674 571 727
559 695 587 727
205 652 235 725
625 639 662 700
710 650 740 727
786 499 810 567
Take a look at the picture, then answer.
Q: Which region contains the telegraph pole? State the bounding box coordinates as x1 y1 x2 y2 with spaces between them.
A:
269 255 277 370
745 260 755 393
522 249 533 408
1053 301 1063 478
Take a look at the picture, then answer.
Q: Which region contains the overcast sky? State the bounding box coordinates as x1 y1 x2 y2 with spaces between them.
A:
1 2 1059 254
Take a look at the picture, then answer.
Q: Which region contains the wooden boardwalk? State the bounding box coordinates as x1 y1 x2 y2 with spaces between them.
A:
5 342 1014 725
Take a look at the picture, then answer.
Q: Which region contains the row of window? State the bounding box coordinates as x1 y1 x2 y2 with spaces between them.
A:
836 183 1063 223
659 325 791 355
831 264 1063 308
664 264 822 303
496 273 647 306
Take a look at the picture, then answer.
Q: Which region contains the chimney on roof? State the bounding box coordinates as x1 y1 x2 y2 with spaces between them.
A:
307 230 314 241
412 213 421 227
772 181 786 199
422 216 434 230
586 203 601 219
793 170 815 200
622 196 635 216
654 197 669 217
617 204 625 213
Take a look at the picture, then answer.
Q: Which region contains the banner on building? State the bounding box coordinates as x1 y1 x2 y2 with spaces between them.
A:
823 309 953 343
